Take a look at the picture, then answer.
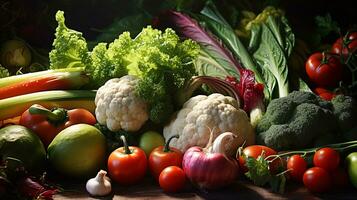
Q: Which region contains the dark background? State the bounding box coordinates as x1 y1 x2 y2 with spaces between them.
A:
1 0 356 49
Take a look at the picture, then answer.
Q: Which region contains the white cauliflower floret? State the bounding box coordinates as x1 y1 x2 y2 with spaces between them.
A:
95 75 149 132
163 93 255 152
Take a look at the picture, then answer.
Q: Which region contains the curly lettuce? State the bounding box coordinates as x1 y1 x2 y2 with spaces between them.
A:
125 27 199 123
49 11 89 69
49 11 199 124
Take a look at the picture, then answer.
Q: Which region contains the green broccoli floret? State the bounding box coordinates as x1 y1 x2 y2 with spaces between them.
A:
256 91 339 151
331 95 357 140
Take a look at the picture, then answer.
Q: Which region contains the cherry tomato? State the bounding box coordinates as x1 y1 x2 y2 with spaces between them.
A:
149 135 183 179
107 136 147 185
238 145 279 173
331 32 357 58
159 166 186 193
313 147 340 172
287 155 307 182
305 52 343 87
20 104 96 147
303 167 331 193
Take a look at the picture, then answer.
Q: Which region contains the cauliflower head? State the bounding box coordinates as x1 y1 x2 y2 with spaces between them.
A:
163 93 255 152
95 75 149 132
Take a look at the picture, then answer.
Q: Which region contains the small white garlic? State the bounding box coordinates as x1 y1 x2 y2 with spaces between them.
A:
86 170 112 196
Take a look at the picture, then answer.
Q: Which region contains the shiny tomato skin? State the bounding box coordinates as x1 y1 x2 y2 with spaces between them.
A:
305 52 343 87
238 145 278 173
314 87 336 101
331 32 357 57
149 146 183 179
313 147 340 172
287 155 307 182
107 146 147 185
159 166 186 193
303 167 332 193
65 108 97 127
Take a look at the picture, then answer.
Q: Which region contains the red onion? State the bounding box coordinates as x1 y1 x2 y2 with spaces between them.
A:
182 131 240 189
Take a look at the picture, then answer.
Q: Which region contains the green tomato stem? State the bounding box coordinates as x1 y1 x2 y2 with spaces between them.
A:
29 104 68 123
163 135 179 152
120 135 131 154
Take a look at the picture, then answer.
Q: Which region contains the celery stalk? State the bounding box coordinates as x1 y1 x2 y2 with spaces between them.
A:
0 67 85 87
0 90 96 120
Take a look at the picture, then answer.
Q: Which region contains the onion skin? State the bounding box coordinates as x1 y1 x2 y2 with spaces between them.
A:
182 146 239 189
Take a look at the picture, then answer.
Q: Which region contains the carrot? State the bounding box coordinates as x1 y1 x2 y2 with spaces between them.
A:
0 70 89 100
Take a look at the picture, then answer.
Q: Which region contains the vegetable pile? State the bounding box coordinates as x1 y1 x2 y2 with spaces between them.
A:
1 1 357 199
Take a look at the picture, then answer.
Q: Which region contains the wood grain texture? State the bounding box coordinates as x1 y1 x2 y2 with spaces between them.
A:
53 177 357 200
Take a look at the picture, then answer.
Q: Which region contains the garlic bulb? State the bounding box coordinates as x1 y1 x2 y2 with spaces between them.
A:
86 170 112 196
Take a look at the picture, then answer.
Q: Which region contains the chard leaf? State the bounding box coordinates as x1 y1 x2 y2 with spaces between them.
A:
200 3 264 83
250 16 292 99
164 10 241 79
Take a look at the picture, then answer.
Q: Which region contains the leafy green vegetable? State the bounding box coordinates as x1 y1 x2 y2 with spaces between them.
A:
199 3 260 82
245 155 271 186
196 4 296 101
245 153 286 194
49 11 199 123
49 11 90 69
0 65 9 78
249 16 293 98
127 27 199 123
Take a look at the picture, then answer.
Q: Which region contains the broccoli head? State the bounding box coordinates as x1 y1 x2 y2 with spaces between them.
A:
331 95 357 140
256 91 338 151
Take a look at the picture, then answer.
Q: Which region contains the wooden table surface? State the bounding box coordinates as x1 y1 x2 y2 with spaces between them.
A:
53 176 357 200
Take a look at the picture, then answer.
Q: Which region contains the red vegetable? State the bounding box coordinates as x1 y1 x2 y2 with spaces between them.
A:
331 32 357 59
0 69 88 100
238 145 279 173
19 104 96 146
313 147 340 172
182 132 240 189
287 155 307 182
303 167 331 193
314 87 336 101
306 52 343 87
107 136 147 185
16 177 57 200
159 166 186 193
149 135 183 179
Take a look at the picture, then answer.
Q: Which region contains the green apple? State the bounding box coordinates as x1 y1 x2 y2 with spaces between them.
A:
139 131 165 156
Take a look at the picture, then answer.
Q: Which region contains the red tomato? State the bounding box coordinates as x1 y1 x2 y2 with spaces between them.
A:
314 88 336 101
287 155 307 182
331 32 357 58
149 143 183 180
159 166 186 193
19 104 96 147
313 148 340 172
303 167 332 193
238 145 279 173
107 141 147 185
305 52 343 87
